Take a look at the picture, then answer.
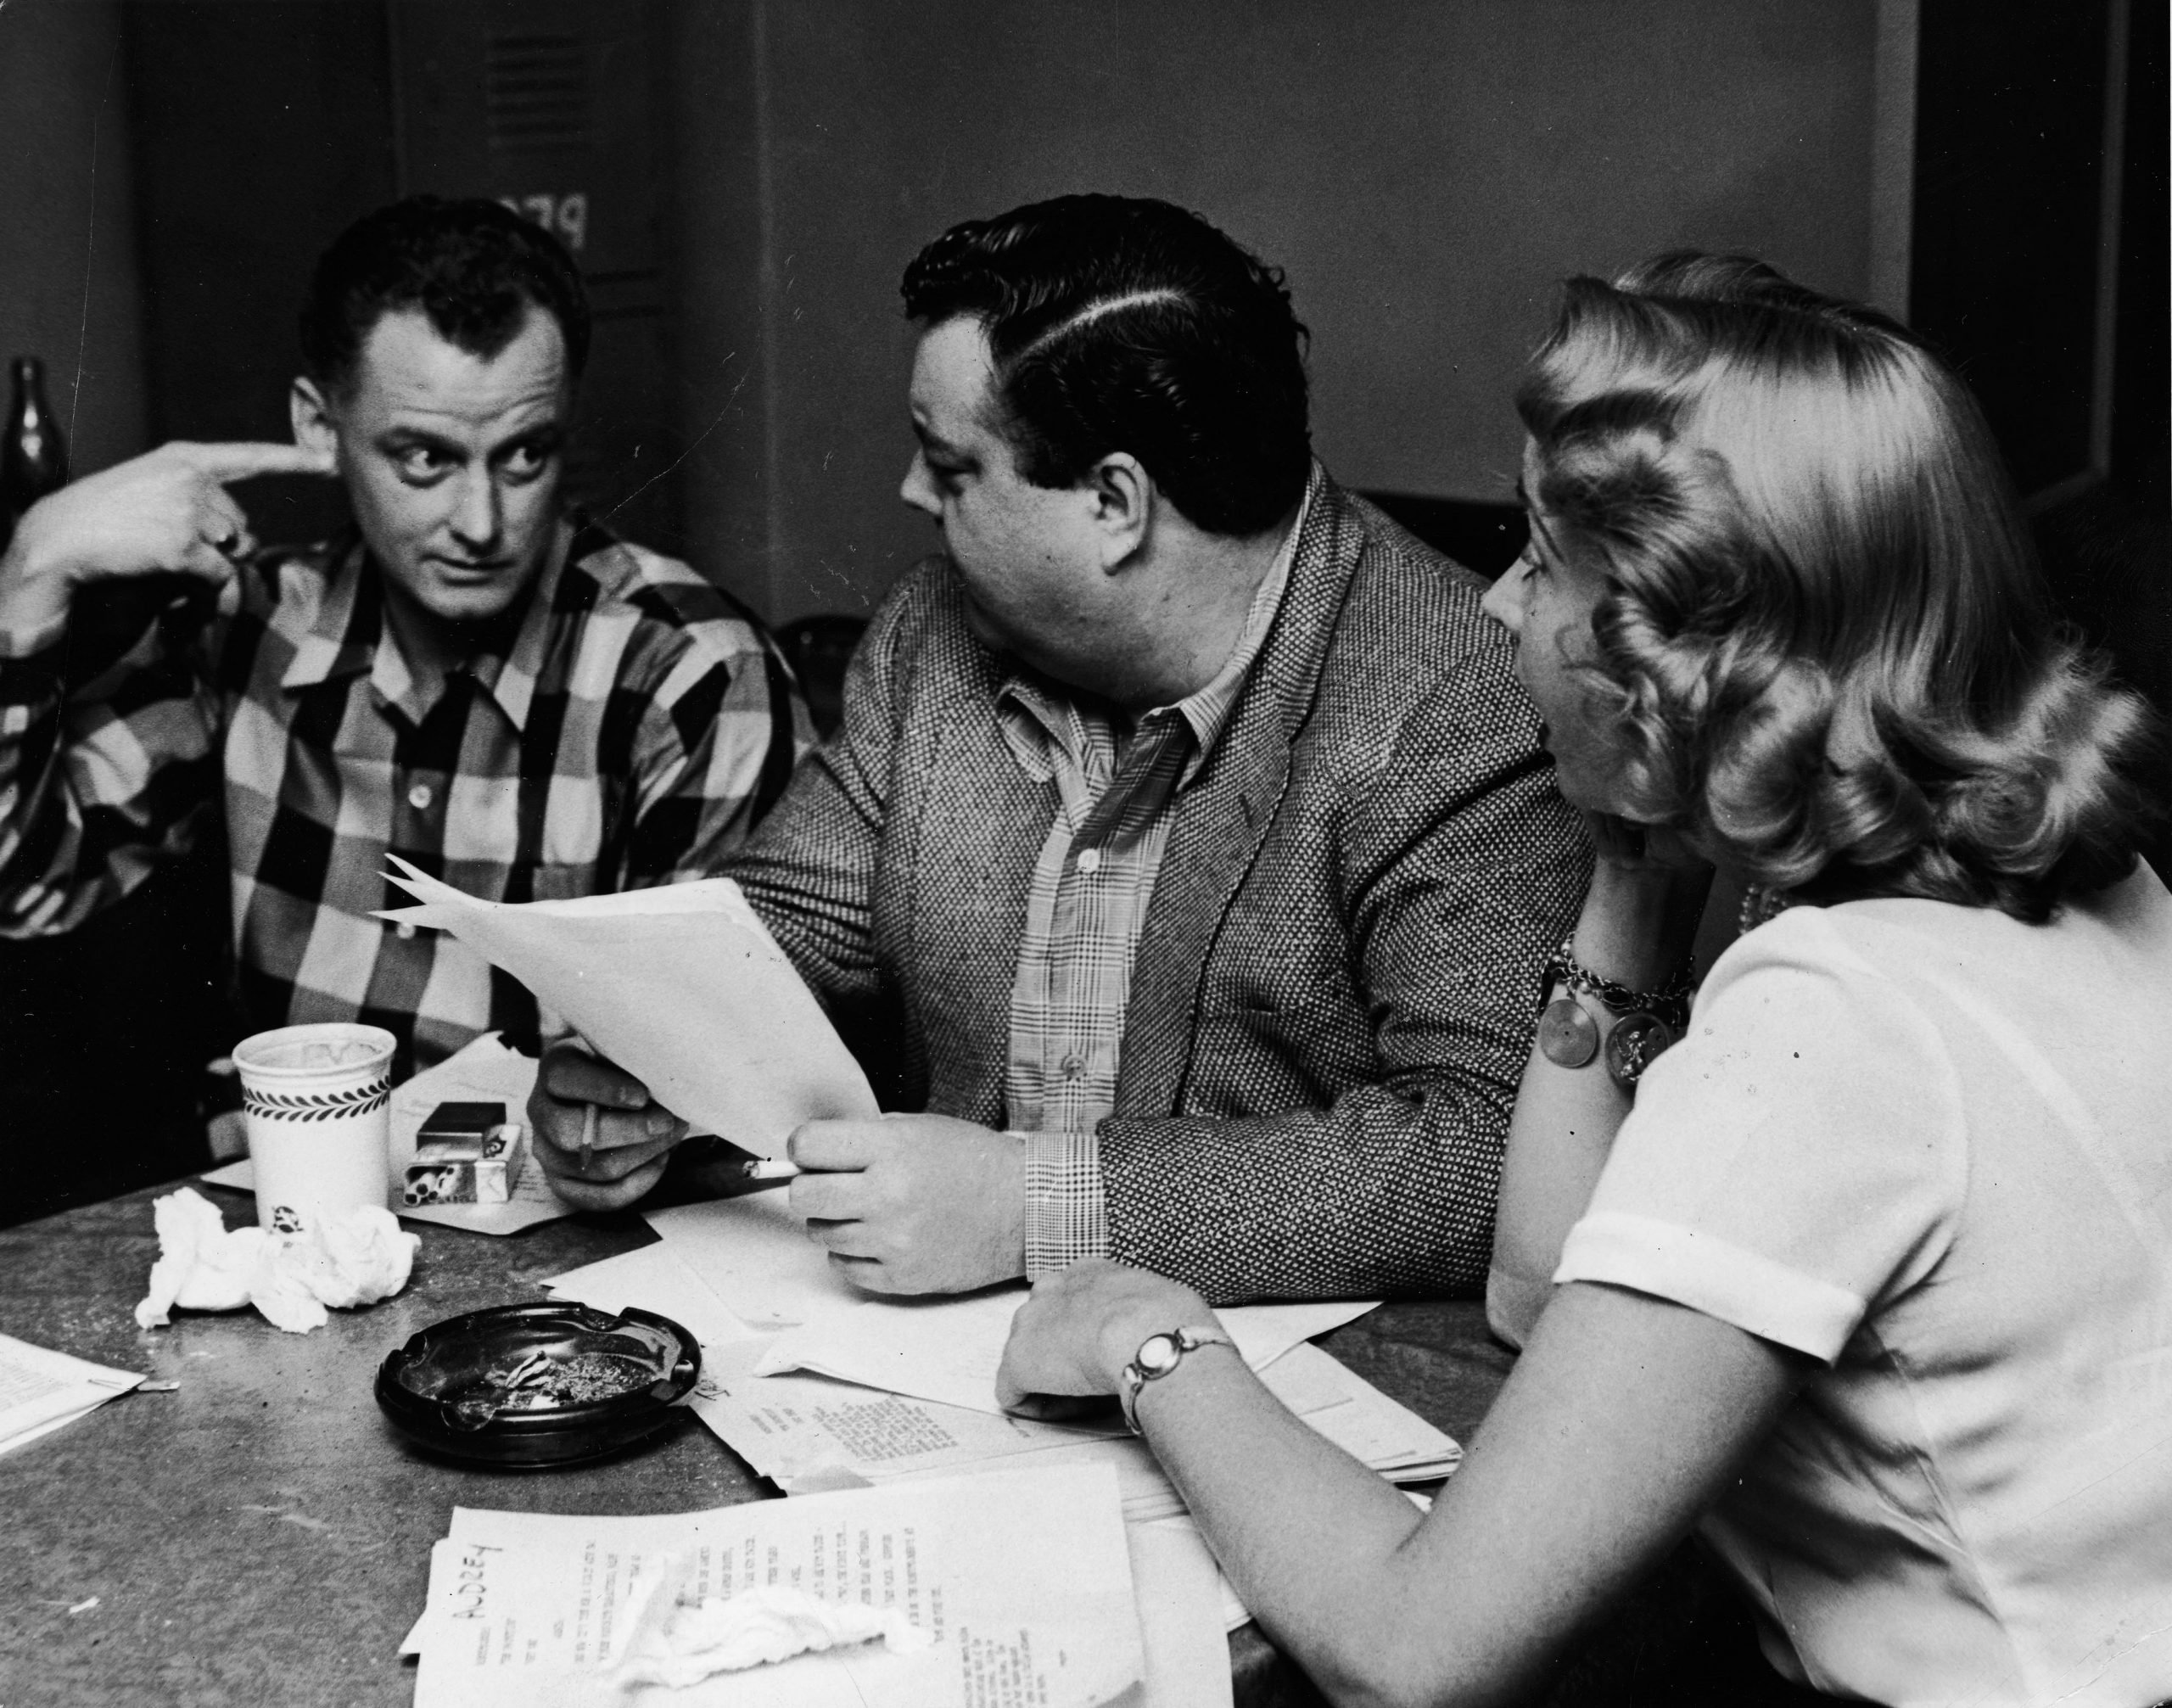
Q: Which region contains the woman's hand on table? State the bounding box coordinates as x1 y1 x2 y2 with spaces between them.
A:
528 1039 690 1211
996 1258 1218 1414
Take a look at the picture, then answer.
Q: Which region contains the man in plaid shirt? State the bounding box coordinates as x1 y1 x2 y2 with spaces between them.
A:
531 196 1589 1308
0 199 806 1078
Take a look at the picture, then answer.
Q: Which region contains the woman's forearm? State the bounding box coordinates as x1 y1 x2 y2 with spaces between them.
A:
1487 857 1713 1346
1130 1348 1458 1708
1129 1284 1800 1708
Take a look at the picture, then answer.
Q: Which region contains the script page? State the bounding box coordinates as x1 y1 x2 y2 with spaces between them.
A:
409 1463 1142 1708
378 863 876 1156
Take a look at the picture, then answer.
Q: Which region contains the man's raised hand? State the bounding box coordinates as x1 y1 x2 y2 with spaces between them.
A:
0 440 337 636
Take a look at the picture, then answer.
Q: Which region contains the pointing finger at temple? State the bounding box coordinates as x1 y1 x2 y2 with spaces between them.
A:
171 440 339 484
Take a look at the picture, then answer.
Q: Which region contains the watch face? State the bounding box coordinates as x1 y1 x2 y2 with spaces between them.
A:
1135 1333 1184 1376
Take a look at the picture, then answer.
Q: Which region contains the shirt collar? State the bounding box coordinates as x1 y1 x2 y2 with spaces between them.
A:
465 520 577 732
1163 480 1306 781
276 534 378 692
276 521 577 734
996 484 1307 786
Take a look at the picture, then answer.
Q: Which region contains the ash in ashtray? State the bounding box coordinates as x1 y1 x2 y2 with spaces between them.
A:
455 1350 658 1419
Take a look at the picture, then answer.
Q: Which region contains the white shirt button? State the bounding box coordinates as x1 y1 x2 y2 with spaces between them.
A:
1075 847 1101 874
395 921 417 940
1059 1052 1085 1080
407 781 434 810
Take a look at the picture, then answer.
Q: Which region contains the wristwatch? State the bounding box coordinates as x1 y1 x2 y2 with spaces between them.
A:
1118 1324 1234 1432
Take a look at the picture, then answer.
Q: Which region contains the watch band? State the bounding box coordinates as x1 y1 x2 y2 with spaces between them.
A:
1118 1324 1234 1432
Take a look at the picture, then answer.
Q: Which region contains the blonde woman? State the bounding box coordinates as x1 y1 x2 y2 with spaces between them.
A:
997 256 2172 1707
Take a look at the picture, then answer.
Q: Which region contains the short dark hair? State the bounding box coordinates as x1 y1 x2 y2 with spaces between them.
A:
899 194 1311 537
298 195 591 393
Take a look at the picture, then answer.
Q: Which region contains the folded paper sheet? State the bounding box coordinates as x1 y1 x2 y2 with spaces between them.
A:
643 1190 1377 1414
377 860 877 1157
0 1334 144 1459
405 1463 1146 1708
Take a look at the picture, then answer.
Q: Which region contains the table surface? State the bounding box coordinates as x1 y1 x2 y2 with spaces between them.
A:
0 1179 1514 1708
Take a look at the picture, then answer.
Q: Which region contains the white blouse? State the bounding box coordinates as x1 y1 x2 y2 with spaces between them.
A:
1558 862 2172 1706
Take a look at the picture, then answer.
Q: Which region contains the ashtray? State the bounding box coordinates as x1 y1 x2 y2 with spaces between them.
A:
375 1301 702 1468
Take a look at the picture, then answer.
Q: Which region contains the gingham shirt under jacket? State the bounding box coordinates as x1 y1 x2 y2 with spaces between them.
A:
0 518 807 1075
731 466 1592 1303
1000 505 1298 1272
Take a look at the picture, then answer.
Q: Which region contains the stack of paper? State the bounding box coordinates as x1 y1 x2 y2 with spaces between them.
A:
0 1334 145 1457
541 1208 1464 1513
400 1462 1231 1708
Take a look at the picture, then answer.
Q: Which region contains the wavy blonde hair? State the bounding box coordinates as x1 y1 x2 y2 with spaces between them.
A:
1518 254 2161 921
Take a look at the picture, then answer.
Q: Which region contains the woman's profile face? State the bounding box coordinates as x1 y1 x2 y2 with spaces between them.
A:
1481 439 1628 815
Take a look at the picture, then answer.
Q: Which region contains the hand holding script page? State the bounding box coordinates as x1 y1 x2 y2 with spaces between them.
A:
404 1464 1145 1708
376 860 876 1158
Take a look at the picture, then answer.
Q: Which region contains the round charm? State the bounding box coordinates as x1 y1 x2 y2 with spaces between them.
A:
1604 1010 1679 1088
1537 995 1601 1068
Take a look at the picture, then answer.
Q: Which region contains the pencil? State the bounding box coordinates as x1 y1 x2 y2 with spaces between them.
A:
579 1100 597 1172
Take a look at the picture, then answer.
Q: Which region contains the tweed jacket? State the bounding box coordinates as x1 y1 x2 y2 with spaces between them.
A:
731 469 1589 1302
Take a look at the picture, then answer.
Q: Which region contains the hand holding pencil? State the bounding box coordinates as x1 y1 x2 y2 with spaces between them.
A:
525 1036 691 1212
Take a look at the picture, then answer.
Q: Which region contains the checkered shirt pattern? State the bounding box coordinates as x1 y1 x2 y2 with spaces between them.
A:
999 512 1299 1274
0 518 808 1076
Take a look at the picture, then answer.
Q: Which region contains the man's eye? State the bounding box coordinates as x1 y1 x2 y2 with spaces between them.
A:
502 442 557 481
395 447 451 480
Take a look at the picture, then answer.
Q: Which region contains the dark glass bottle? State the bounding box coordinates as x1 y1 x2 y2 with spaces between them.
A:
1 355 67 543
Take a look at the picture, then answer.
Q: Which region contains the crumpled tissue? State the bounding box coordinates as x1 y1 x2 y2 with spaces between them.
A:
609 1555 932 1692
134 1186 419 1334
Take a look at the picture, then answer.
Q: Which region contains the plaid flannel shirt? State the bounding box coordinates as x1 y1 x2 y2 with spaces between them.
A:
0 518 809 1075
1000 498 1301 1274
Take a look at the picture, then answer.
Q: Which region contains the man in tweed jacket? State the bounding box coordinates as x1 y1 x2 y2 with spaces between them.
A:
534 196 1587 1304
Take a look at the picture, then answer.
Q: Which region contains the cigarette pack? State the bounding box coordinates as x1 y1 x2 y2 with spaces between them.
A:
403 1102 526 1205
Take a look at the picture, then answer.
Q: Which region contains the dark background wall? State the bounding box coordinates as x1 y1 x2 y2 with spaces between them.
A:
0 0 146 480
673 0 1903 622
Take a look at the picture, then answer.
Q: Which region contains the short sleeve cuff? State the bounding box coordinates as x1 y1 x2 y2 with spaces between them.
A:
1555 1209 1867 1363
1021 1128 1109 1276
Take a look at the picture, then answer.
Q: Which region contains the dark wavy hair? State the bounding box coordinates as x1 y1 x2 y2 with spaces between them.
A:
1518 253 2162 921
899 193 1311 536
299 195 591 393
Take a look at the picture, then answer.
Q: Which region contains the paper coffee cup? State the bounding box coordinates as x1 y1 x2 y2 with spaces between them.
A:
232 1022 396 1233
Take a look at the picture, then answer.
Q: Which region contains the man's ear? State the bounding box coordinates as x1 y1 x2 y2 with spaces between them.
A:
289 378 342 470
1087 453 1152 570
